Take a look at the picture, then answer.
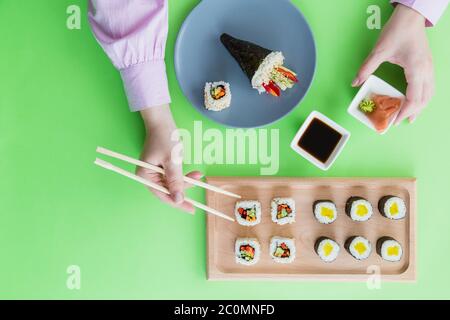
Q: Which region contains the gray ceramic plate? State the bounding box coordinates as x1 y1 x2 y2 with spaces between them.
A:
175 0 316 128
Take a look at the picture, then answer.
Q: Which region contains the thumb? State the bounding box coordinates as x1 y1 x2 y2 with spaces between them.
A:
352 50 386 87
164 160 185 204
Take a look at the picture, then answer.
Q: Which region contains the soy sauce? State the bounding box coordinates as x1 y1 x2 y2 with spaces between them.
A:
298 118 343 163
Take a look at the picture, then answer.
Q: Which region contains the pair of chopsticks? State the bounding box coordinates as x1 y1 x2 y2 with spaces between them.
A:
94 147 238 222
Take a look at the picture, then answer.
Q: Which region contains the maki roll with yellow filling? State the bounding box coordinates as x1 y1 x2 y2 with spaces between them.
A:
271 198 296 225
235 238 261 266
378 196 406 220
345 236 372 260
377 237 403 262
313 200 338 224
234 200 261 226
270 237 296 264
345 197 373 222
315 237 340 263
220 33 298 97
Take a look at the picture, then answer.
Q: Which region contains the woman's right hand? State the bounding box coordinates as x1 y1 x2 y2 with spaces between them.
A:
137 105 203 213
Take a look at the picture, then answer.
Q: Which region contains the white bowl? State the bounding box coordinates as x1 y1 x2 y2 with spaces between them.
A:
290 111 351 171
347 75 405 135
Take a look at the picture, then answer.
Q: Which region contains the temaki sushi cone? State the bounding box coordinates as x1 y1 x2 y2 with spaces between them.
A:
220 33 298 97
220 33 272 82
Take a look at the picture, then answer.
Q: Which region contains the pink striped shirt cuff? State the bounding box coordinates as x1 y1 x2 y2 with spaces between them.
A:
119 60 171 112
391 0 449 26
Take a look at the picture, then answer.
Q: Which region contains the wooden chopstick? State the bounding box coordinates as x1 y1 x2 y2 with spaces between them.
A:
96 147 241 199
94 158 235 222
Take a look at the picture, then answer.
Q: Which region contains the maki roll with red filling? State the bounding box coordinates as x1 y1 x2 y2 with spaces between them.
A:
271 198 296 225
234 200 261 226
235 238 261 266
270 237 296 264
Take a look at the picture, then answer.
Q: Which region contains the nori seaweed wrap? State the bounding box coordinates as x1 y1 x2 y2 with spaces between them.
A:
220 33 272 82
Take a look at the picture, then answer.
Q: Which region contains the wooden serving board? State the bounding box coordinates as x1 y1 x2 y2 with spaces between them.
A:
206 177 416 281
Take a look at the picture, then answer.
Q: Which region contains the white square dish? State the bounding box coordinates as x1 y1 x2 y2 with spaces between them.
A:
347 75 405 135
290 111 351 171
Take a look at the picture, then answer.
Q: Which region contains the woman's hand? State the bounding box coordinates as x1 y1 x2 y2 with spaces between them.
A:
137 105 203 213
353 4 434 124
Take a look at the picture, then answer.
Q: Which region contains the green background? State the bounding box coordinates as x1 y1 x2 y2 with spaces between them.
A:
0 0 449 299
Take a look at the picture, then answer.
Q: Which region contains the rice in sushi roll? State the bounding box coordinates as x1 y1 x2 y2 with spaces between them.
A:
271 198 296 225
220 33 298 97
378 196 406 220
235 200 261 226
313 200 338 224
235 238 261 266
345 197 373 222
345 236 372 260
315 237 340 263
204 81 231 111
377 237 403 262
269 237 296 264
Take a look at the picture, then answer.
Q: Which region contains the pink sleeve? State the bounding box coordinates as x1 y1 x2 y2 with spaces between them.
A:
391 0 449 26
88 0 171 112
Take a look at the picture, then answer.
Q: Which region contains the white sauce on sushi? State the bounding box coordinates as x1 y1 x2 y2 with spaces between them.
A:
316 238 340 263
234 200 261 227
379 239 403 262
347 236 372 260
271 198 296 225
204 81 231 111
269 237 296 264
235 238 261 266
314 201 338 224
381 196 406 220
251 52 284 93
347 198 373 222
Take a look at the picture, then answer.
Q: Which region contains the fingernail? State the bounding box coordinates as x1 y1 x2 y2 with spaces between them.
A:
173 192 184 204
351 78 359 87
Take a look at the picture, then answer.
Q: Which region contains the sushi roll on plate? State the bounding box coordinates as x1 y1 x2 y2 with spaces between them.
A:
271 198 296 225
270 237 296 264
345 236 372 260
234 200 261 226
377 237 403 262
204 81 231 111
345 197 373 222
220 33 298 97
378 196 406 220
235 238 261 266
313 200 337 224
315 237 340 263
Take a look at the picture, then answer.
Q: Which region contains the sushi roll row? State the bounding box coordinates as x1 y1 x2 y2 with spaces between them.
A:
235 237 296 265
313 195 406 224
236 236 404 265
235 195 406 227
235 198 295 226
314 236 403 262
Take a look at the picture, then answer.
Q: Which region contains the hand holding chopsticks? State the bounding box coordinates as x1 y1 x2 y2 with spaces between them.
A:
94 147 238 222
